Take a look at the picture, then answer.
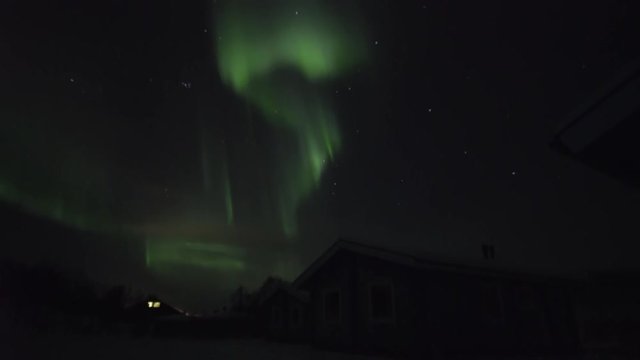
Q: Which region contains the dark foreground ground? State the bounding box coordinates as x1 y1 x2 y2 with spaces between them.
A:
3 335 394 360
4 335 638 360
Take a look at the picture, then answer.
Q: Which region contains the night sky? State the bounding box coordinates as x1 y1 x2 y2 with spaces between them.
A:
2 0 640 310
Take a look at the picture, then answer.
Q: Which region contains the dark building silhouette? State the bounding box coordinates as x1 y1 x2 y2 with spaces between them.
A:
553 60 640 189
552 59 640 357
289 239 580 358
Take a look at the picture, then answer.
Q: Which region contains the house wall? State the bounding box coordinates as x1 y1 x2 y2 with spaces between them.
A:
302 248 581 357
307 250 355 349
352 252 415 355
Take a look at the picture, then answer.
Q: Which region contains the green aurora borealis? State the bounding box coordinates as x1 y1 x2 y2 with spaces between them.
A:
216 0 366 236
0 0 367 301
146 0 367 280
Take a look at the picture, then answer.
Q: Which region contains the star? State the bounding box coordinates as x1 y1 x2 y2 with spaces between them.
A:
295 10 299 15
511 171 517 176
428 108 432 112
69 78 75 83
374 40 379 45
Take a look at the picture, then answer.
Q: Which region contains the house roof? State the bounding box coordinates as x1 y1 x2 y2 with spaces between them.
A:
552 59 640 187
553 59 640 154
293 239 584 288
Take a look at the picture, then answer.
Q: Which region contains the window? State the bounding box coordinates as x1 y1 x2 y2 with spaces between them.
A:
480 283 503 322
290 305 302 328
368 281 395 322
272 306 283 328
323 289 341 323
147 301 161 308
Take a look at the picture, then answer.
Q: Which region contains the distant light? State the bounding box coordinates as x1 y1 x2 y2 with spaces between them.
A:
147 301 153 308
153 302 161 308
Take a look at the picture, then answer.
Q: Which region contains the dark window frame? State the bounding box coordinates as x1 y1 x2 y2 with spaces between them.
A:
481 282 505 324
322 287 341 323
367 279 395 324
290 304 303 328
271 305 283 328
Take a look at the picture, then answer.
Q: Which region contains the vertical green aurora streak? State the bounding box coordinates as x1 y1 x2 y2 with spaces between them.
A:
217 0 366 236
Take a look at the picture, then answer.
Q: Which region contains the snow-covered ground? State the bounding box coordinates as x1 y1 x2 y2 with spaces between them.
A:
6 336 392 360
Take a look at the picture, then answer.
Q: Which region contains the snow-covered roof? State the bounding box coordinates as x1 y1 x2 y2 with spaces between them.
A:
293 239 584 288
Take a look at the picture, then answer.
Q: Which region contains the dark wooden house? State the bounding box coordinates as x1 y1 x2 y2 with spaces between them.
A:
551 59 640 358
293 239 581 358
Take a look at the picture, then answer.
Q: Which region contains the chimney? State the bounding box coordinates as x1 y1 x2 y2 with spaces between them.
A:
482 244 495 260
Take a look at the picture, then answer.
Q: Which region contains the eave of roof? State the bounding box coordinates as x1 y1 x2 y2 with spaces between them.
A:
293 239 585 289
553 59 640 154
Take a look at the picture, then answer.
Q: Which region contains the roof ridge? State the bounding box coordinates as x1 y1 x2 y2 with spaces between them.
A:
294 238 584 288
